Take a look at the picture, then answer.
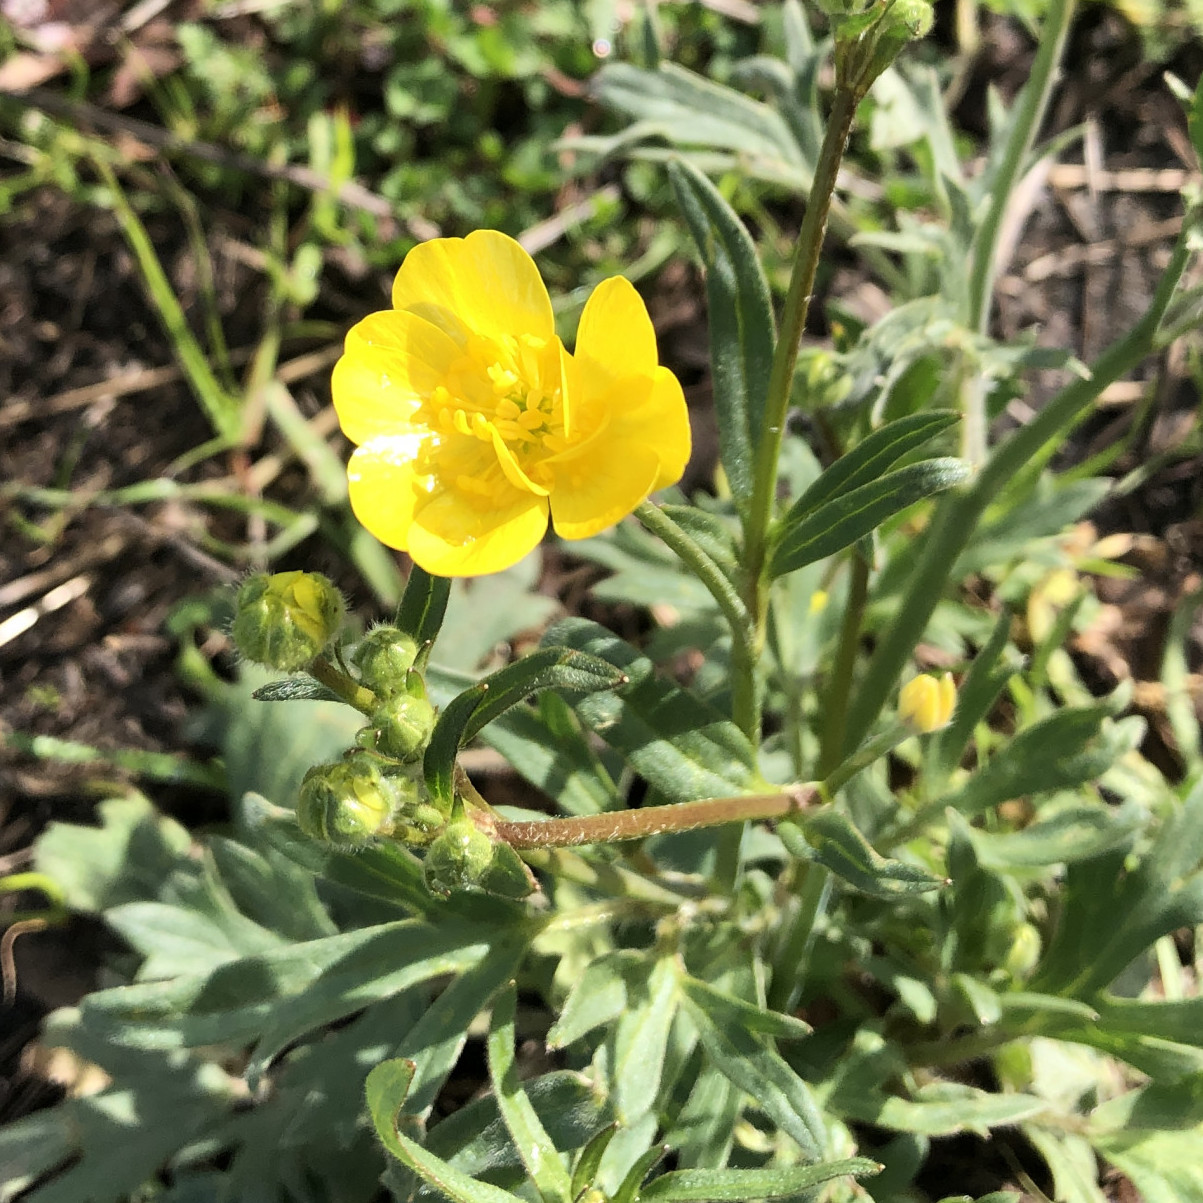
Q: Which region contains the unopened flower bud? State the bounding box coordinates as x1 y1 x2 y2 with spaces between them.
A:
297 754 412 847
353 626 419 696
232 571 344 671
836 0 934 97
424 819 496 896
898 672 956 733
364 694 437 762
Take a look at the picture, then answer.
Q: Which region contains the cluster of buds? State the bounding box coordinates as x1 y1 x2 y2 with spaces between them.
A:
231 573 527 895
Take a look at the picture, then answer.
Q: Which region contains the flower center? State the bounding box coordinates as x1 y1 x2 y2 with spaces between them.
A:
419 332 570 505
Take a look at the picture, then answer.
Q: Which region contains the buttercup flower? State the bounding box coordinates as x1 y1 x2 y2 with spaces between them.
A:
898 672 957 733
332 231 691 576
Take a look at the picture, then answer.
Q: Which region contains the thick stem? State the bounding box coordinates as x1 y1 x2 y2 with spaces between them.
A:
494 786 816 849
966 0 1076 332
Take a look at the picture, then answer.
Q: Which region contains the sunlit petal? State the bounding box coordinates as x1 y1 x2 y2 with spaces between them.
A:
346 434 433 550
549 443 660 541
409 489 549 577
333 312 460 446
574 276 658 391
392 230 555 347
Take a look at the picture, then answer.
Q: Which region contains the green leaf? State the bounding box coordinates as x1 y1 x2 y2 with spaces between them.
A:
572 1125 619 1201
595 61 805 174
34 794 191 914
637 1158 881 1200
79 917 491 1055
1024 1129 1108 1203
479 692 618 817
939 708 1146 816
770 458 969 578
679 988 825 1159
781 812 946 898
397 564 451 656
251 676 343 703
925 608 1017 789
667 157 775 507
424 648 625 808
543 619 758 803
613 956 679 1125
547 951 639 1050
657 505 739 574
487 983 573 1203
406 1073 610 1203
677 975 812 1042
782 410 960 524
610 1144 669 1203
968 802 1146 870
339 936 525 1120
366 1060 527 1203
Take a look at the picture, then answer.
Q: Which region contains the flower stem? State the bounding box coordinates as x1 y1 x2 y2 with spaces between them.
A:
966 0 1076 333
309 655 378 714
817 549 870 777
493 786 816 849
735 85 860 747
743 86 860 585
635 501 749 637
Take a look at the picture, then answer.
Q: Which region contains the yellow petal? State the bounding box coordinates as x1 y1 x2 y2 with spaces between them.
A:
574 276 658 391
333 311 461 446
491 427 550 497
409 489 549 577
549 442 661 541
645 366 691 489
346 434 433 550
391 231 555 348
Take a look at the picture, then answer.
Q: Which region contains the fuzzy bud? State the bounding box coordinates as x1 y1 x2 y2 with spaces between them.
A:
424 820 496 896
898 672 956 733
362 694 437 762
297 754 411 847
353 626 420 697
232 571 343 672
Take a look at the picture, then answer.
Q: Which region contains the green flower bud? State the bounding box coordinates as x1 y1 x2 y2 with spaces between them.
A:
363 694 437 762
394 803 446 847
353 626 419 697
424 819 495 896
836 0 934 97
232 571 344 672
297 754 413 847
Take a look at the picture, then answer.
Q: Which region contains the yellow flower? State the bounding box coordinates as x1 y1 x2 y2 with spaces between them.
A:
332 230 691 576
898 672 957 733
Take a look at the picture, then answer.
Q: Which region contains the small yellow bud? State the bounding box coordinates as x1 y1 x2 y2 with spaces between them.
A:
898 672 956 733
232 571 344 671
297 754 413 847
809 590 829 616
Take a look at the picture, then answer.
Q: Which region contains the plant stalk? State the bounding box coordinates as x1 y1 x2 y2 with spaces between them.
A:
494 786 816 849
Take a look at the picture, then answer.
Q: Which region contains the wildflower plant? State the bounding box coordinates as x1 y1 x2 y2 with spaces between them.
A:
4 1 1203 1201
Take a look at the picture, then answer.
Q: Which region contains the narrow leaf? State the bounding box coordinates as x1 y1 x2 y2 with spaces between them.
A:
638 1157 881 1200
425 686 487 808
613 957 679 1125
252 676 343 703
770 458 970 578
668 157 775 506
781 812 946 898
397 564 452 656
572 1125 619 1201
677 976 812 1042
783 410 960 523
487 983 573 1203
366 1060 526 1203
680 992 825 1159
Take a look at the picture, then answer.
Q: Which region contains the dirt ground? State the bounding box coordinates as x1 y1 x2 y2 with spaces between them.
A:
1 8 1202 1195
